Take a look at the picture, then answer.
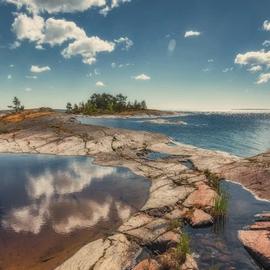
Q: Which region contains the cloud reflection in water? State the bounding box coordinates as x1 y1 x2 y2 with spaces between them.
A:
1 156 144 235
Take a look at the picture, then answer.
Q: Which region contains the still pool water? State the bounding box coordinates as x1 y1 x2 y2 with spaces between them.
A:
79 112 270 157
187 181 270 270
0 154 150 270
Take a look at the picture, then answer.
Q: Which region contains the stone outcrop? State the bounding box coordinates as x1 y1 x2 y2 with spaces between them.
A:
1 112 268 270
218 152 270 201
189 209 213 228
238 213 270 269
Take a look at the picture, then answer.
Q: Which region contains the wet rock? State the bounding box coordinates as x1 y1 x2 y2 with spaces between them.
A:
250 221 270 230
181 254 198 270
189 209 213 227
219 152 270 201
133 259 161 270
238 218 270 270
55 234 141 270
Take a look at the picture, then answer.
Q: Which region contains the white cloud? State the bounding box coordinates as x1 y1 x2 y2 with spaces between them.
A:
94 68 100 75
43 18 86 46
11 13 123 65
7 74 12 79
12 14 86 47
35 44 44 50
31 65 51 73
10 64 15 68
100 0 131 15
184 30 201 38
235 50 270 67
208 59 214 63
7 0 132 15
25 87 32 91
12 13 44 42
6 0 106 14
96 81 105 87
26 75 38 79
262 40 270 47
222 67 234 73
256 73 270 84
263 20 270 31
247 65 262 73
133 74 151 81
9 40 21 49
111 62 116 68
62 36 115 65
114 37 133 51
168 39 176 53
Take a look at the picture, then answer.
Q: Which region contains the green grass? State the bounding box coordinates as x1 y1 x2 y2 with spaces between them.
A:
174 232 191 264
203 169 221 192
213 192 228 217
168 218 183 231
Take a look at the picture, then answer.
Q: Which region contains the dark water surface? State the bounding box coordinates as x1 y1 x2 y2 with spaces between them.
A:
0 154 150 270
187 181 270 270
79 112 270 157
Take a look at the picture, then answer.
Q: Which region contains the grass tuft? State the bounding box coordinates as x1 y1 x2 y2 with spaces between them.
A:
203 169 221 192
168 218 183 231
212 192 228 218
174 232 191 264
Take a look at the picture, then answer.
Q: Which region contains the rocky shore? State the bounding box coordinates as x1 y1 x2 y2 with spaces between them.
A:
0 112 269 269
238 212 270 269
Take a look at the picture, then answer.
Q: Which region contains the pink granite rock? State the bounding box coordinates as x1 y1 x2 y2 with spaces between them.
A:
133 259 160 270
184 183 217 209
190 209 213 227
238 218 270 269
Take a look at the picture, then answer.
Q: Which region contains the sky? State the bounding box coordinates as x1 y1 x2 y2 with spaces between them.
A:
1 0 270 110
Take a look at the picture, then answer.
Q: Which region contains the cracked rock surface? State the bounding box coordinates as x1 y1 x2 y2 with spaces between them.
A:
0 112 268 269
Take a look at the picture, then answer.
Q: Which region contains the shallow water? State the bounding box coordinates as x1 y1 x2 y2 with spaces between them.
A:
0 154 150 270
186 181 270 270
79 112 270 157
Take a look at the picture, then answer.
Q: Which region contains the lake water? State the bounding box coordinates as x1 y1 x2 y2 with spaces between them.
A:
79 112 270 157
187 181 270 270
0 154 150 270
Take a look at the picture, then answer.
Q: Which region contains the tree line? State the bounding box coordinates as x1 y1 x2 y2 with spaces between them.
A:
66 93 147 114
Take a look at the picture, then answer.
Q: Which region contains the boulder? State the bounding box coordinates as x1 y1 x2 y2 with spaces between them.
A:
183 183 217 209
133 259 160 270
189 209 213 227
238 216 270 269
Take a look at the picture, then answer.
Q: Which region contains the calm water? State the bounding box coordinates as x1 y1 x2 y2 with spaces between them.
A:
80 112 270 269
187 181 270 270
79 112 270 157
0 154 150 270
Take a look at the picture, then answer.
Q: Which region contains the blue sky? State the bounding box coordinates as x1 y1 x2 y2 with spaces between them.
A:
1 0 270 110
